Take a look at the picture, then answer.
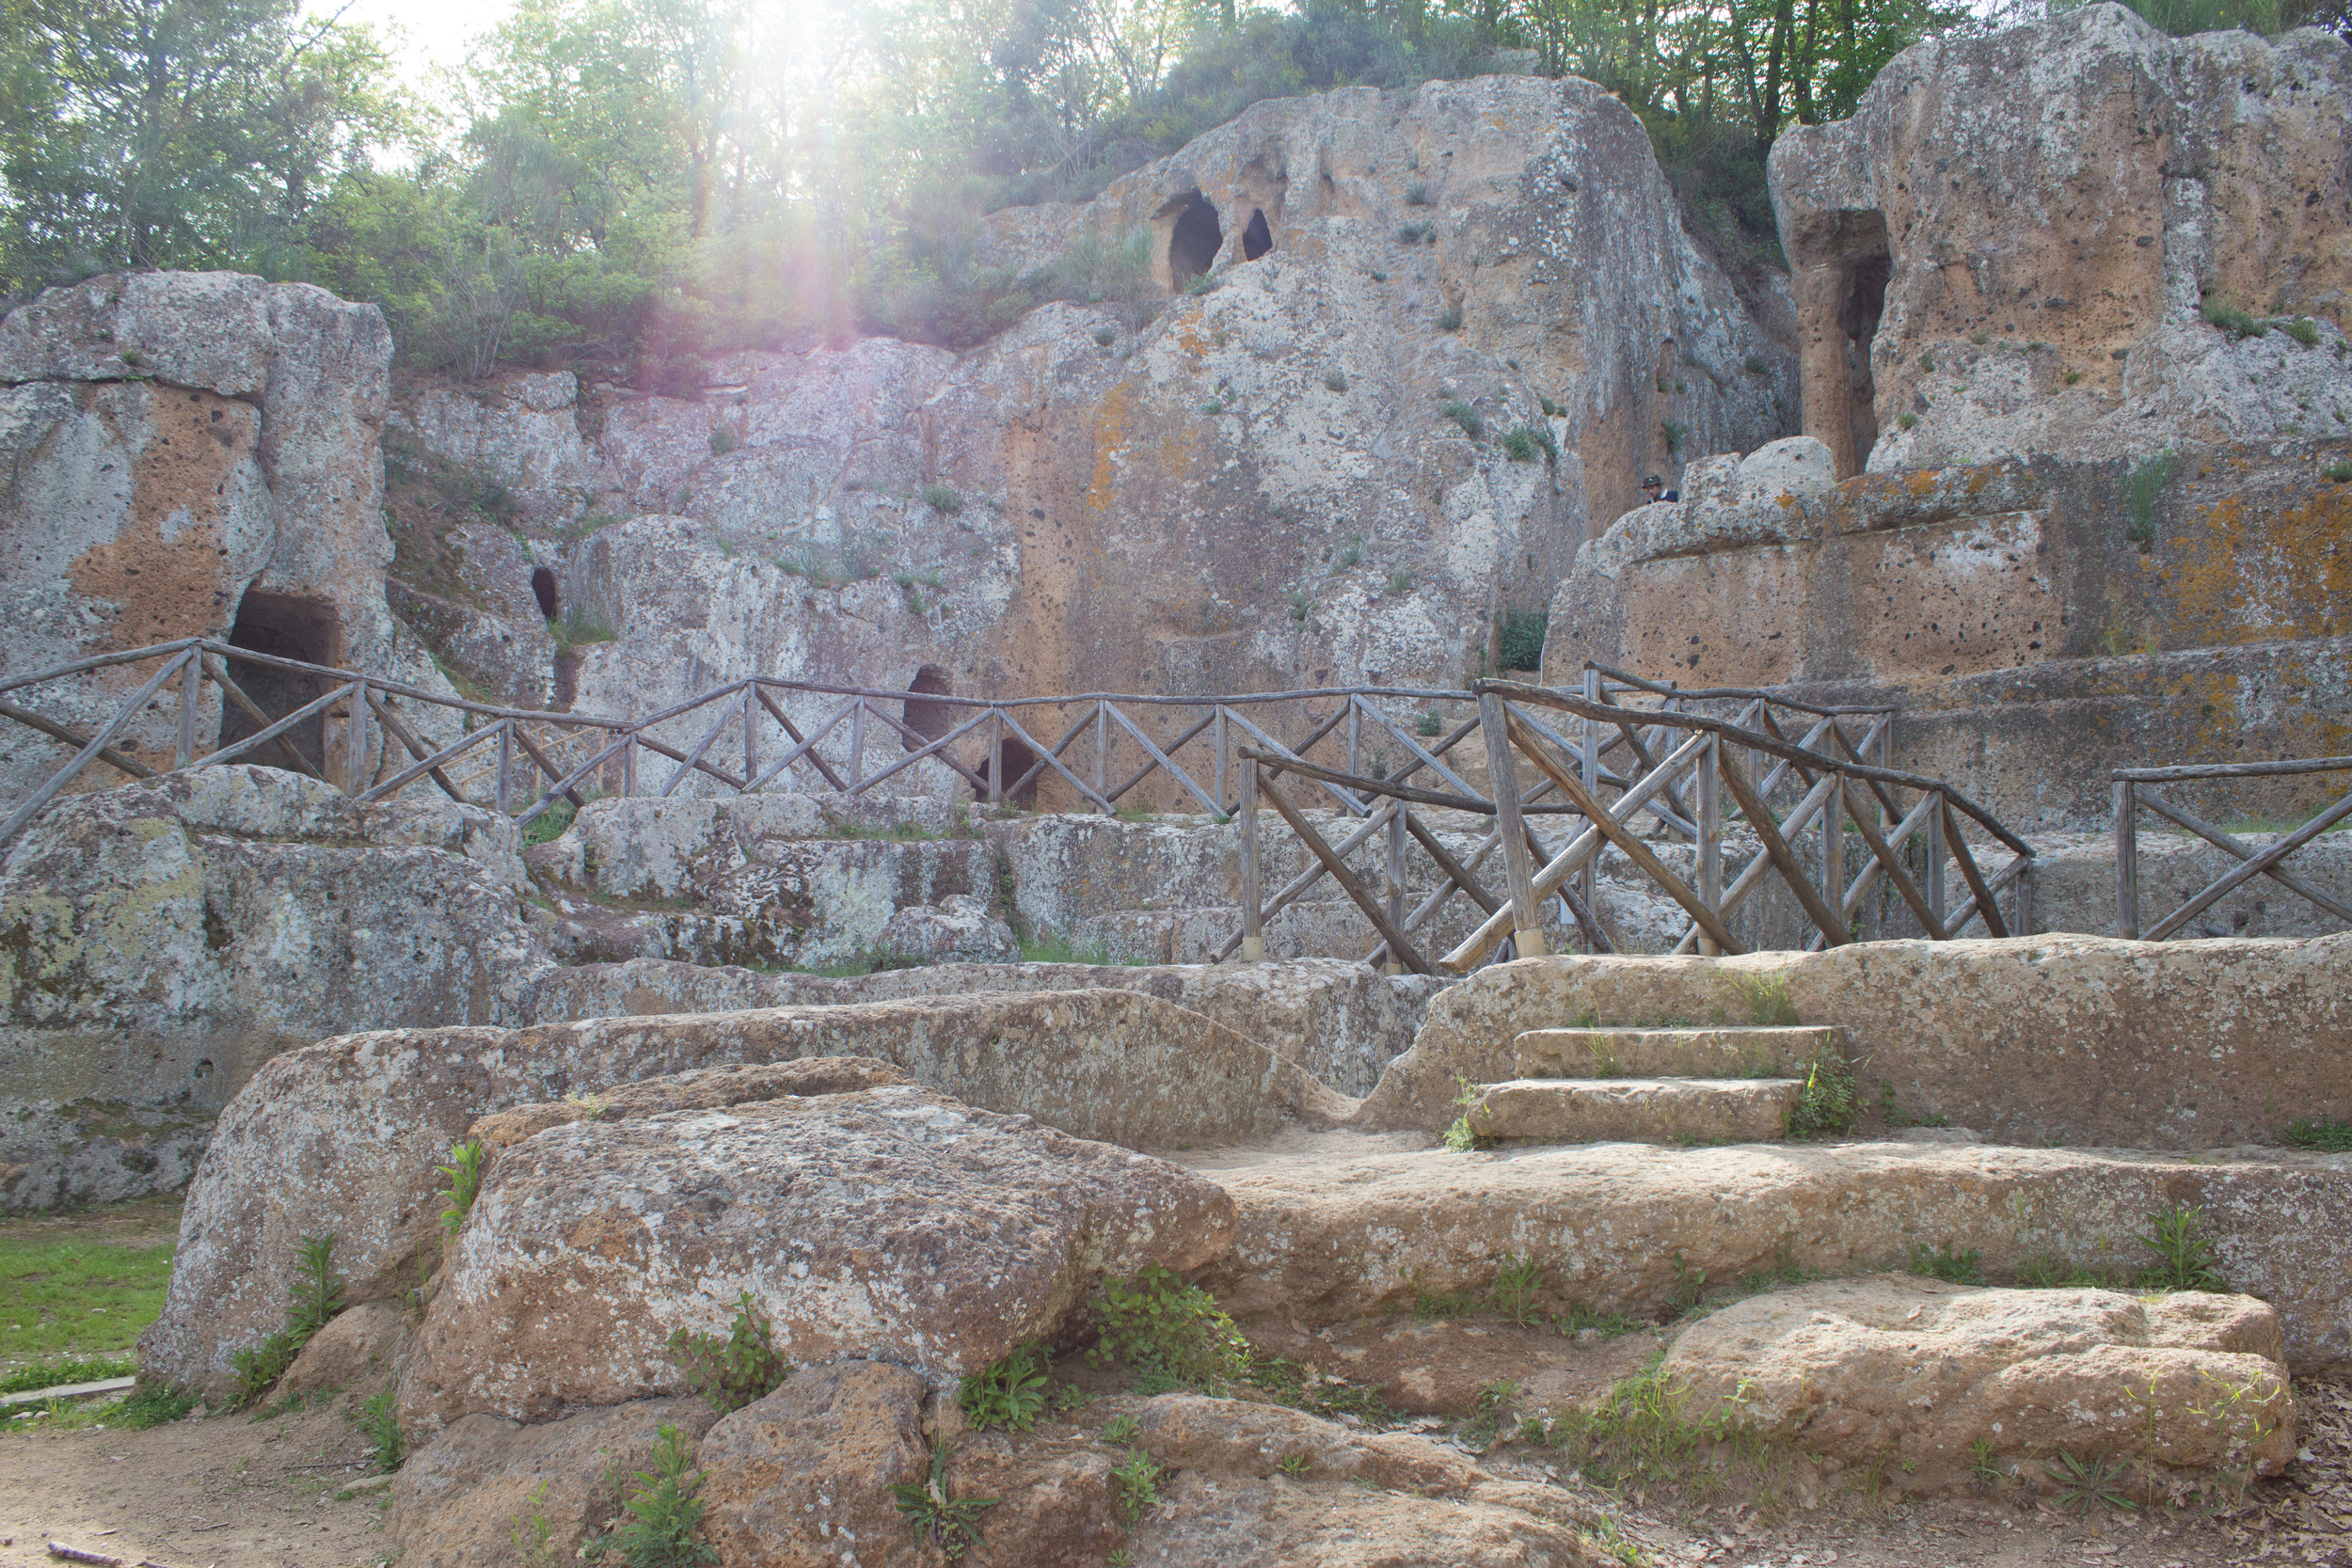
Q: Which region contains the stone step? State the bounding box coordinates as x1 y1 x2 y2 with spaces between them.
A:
1514 1024 1840 1081
1467 1076 1804 1145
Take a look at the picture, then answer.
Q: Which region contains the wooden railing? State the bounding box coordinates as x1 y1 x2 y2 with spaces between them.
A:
1232 673 2034 972
2112 757 2352 940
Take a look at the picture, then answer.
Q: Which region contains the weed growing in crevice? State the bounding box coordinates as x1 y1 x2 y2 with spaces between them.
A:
437 1140 487 1238
1545 1354 1757 1488
113 1381 199 1429
2281 1115 2352 1150
1089 1266 1250 1392
919 483 963 515
1490 1254 1545 1325
2042 1448 2135 1514
960 1342 1049 1433
1458 1378 1523 1448
1441 400 1482 439
356 1387 405 1472
1110 1446 1164 1527
891 1436 995 1560
229 1231 343 1408
1729 973 1801 1026
1906 1241 1985 1286
1786 1051 1856 1139
668 1291 792 1414
607 1422 716 1567
1242 1354 1396 1426
1442 1073 1492 1152
2136 1201 2228 1291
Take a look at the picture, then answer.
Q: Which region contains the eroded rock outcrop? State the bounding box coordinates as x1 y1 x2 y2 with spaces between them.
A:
1772 2 2352 476
0 766 544 1209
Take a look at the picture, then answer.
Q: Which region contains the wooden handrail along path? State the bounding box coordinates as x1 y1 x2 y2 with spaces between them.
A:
2111 757 2352 941
1 639 2042 967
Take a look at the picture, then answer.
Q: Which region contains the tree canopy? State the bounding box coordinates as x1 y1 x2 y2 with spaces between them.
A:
1 0 2334 377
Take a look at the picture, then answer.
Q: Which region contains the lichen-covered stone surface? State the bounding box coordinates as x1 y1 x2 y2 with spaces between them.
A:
1772 4 2352 476
1361 935 2352 1148
1195 1138 2352 1369
1662 1275 2295 1492
396 1085 1235 1426
0 767 543 1210
143 990 1321 1396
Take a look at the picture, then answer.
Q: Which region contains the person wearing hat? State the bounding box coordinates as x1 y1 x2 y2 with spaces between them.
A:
1640 473 1678 504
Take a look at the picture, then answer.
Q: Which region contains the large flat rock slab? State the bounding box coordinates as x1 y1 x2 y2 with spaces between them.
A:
1360 935 2352 1148
1193 1139 2352 1370
1515 1025 1836 1079
1469 1077 1802 1144
144 989 1336 1399
398 1085 1233 1427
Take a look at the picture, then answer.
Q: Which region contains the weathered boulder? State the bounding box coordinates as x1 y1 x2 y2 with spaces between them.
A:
388 370 596 526
390 1396 720 1568
397 1085 1236 1426
143 989 1315 1397
1195 1139 2352 1369
0 766 545 1211
875 893 1020 963
279 1299 412 1399
1664 1275 2295 1491
1359 936 2352 1148
532 952 1438 1100
467 1055 911 1158
696 1361 930 1568
1771 3 2352 477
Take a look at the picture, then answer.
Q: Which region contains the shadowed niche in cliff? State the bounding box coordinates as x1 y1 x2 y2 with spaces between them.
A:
1789 208 1892 477
1840 245 1890 469
979 735 1041 810
1242 210 1274 261
531 568 558 621
216 591 340 775
901 664 954 751
1163 192 1223 288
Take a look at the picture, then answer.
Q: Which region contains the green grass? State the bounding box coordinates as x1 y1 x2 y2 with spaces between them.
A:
1018 931 1143 966
0 1218 178 1372
2282 1116 2352 1151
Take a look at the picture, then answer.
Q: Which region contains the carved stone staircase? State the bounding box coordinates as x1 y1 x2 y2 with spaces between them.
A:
1461 1025 1841 1146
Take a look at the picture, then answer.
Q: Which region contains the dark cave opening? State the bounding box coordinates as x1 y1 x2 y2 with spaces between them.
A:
531 567 559 622
216 591 341 775
901 664 954 751
1166 193 1223 288
1241 209 1273 261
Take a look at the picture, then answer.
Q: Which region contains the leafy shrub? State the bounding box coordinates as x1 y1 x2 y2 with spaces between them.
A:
1182 272 1220 295
1404 182 1429 205
2136 1201 2228 1291
437 1140 486 1238
1788 1052 1856 1139
1500 427 1534 462
1094 325 1117 346
919 483 963 515
357 1387 405 1471
668 1291 793 1414
1443 1073 1492 1152
1089 1265 1250 1391
2280 316 2321 347
707 426 738 455
1499 610 1548 672
2323 461 2352 485
230 1231 343 1407
1325 371 1347 392
1490 1254 1545 1325
959 1343 1049 1432
1661 420 1687 456
1110 1447 1164 1527
114 1381 199 1429
1387 567 1417 597
1742 354 1769 374
891 1436 995 1560
1437 302 1464 331
2201 294 2269 339
1414 709 1442 737
609 1423 716 1567
1441 401 1483 439
2122 451 2175 553
1396 222 1433 244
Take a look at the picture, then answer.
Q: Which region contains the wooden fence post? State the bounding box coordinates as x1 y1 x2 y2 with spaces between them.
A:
495 721 512 816
622 732 636 798
1213 705 1227 815
988 707 1003 804
1384 804 1406 975
175 650 201 768
1480 689 1548 958
2114 779 2138 939
1821 767 1845 943
743 684 757 790
1926 790 1947 934
1581 666 1599 928
1240 755 1264 960
850 698 866 792
347 681 370 795
1695 732 1721 956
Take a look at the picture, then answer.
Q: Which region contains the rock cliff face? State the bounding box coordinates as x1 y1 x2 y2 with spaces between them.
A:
0 271 466 800
1770 3 2352 476
380 74 1792 774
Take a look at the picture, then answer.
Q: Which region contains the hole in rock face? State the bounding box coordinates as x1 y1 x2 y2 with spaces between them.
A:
1242 210 1274 261
531 568 559 621
902 664 954 752
1840 246 1891 469
1167 193 1223 288
979 735 1041 810
216 590 342 775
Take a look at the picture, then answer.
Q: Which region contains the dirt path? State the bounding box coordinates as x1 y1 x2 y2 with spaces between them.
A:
0 1400 389 1568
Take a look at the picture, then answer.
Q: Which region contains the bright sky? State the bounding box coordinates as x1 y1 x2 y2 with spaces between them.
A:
317 0 514 94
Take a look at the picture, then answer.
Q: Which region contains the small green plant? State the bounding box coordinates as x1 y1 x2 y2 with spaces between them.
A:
960 1342 1050 1433
1288 588 1311 624
2122 451 2174 553
2064 369 2083 385
1459 1378 1522 1448
1102 1412 1141 1444
611 1422 717 1566
1110 1447 1164 1527
1437 303 1465 331
2136 1200 2228 1291
1439 401 1483 438
1788 1051 1856 1138
891 1436 996 1560
1368 267 1387 282
1499 609 1547 671
357 1387 405 1472
1200 397 1226 416
1661 420 1686 456
1334 533 1363 569
1183 271 1220 295
1969 1436 2003 1485
2322 460 2352 484
1404 181 1429 205
437 1139 487 1238
1413 708 1442 736
918 483 963 515
1089 1266 1251 1390
1326 371 1347 392
1538 395 1562 416
1897 412 1918 430
2282 1115 2352 1149
2042 1449 2136 1513
1108 1552 1136 1568
113 1381 199 1429
1918 354 1936 372
230 1231 343 1407
668 1291 793 1414
2280 316 2321 346
1666 1252 1709 1316
1729 972 1800 1026
1442 1073 1491 1152
1388 567 1417 597
707 426 738 456
2201 293 2269 339
1500 427 1535 462
1490 1254 1545 1325
1276 1452 1311 1476
1094 325 1118 347
512 1481 560 1568
1397 222 1432 244
1907 1241 1985 1286
1742 353 1769 375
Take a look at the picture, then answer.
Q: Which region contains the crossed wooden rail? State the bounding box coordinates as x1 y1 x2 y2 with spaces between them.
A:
1230 673 2034 973
2112 757 2352 940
